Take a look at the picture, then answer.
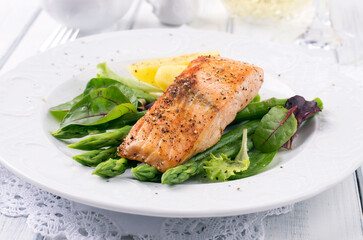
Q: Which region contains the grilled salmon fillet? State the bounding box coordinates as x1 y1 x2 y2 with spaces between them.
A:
118 56 263 172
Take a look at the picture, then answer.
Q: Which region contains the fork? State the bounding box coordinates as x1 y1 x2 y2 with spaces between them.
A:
39 26 79 52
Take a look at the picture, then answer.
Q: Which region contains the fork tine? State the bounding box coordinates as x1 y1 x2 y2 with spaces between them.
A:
69 29 80 41
39 26 80 52
49 26 68 49
59 28 73 45
39 25 62 52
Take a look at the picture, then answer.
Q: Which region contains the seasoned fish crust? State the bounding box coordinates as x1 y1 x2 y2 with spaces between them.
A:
118 56 264 172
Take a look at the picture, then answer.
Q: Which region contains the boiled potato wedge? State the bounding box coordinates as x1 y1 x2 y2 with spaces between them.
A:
155 65 187 90
127 51 220 86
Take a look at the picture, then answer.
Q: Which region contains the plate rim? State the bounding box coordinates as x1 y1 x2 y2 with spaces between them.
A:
0 28 362 218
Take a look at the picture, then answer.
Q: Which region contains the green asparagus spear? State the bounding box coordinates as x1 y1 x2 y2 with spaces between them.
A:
52 111 146 139
68 125 131 150
72 147 117 167
93 158 129 178
52 126 104 140
161 120 259 184
232 98 287 124
132 164 162 182
161 137 254 184
251 94 261 103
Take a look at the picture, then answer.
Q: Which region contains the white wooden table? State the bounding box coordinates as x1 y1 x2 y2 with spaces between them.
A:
0 0 362 239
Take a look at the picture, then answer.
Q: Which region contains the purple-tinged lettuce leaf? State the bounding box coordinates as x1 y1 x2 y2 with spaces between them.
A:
283 95 322 149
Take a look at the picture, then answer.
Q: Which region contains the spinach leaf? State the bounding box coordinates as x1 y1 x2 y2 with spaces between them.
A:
229 151 277 180
50 75 156 122
52 111 146 139
84 78 139 107
253 106 297 152
49 94 83 121
89 103 136 125
61 86 136 128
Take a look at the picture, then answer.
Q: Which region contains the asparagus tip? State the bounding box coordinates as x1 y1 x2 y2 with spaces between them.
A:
67 143 77 149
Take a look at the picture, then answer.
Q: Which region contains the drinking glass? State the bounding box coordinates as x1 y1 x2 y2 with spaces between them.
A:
297 0 341 49
221 0 311 23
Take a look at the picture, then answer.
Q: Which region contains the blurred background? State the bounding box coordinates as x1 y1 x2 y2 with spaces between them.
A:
1 0 363 75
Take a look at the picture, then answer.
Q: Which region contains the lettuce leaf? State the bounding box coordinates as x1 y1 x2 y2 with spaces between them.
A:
96 62 162 94
204 128 250 182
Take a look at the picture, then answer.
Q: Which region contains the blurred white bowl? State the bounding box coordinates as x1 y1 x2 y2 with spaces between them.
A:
41 0 133 32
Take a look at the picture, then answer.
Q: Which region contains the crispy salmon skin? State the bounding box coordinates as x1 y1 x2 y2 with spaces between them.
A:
118 56 263 172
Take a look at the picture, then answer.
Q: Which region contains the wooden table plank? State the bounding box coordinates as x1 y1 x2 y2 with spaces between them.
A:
331 0 363 64
0 0 40 70
355 168 363 213
0 11 59 74
0 214 36 240
264 175 363 239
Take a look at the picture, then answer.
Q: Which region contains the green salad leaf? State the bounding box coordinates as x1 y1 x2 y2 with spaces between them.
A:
51 111 146 139
97 62 162 94
84 78 139 107
235 128 250 163
253 106 297 152
204 153 250 182
50 76 156 122
204 128 250 182
229 151 277 180
61 86 136 128
49 94 83 121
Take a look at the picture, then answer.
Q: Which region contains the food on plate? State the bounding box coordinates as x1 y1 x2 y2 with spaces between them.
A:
132 164 163 182
283 95 322 149
154 65 187 90
118 56 264 172
92 158 138 178
127 51 220 86
253 106 298 153
49 52 323 184
60 87 136 129
160 120 258 184
68 125 132 150
98 62 162 94
73 147 118 167
51 111 146 139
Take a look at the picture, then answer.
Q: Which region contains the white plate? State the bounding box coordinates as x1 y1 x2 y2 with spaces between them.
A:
0 29 362 218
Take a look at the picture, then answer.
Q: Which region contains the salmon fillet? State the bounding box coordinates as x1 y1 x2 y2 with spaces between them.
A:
118 56 264 172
